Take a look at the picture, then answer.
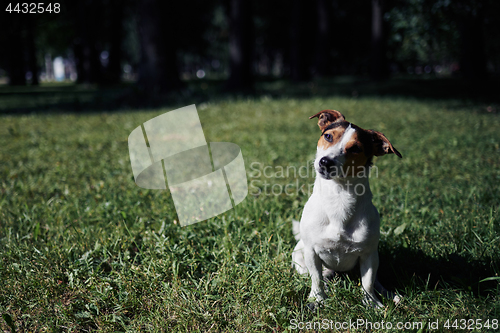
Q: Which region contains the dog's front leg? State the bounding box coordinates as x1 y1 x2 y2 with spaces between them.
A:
304 247 327 302
359 251 384 308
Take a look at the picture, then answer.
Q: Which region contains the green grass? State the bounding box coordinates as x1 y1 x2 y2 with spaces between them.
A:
1 95 500 332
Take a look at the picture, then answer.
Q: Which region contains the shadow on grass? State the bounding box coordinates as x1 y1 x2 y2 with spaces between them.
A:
1 76 499 115
377 246 499 298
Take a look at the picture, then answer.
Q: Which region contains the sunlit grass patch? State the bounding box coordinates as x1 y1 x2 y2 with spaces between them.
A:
1 96 499 331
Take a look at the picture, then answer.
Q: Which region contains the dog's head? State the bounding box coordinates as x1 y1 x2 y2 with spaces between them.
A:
309 110 402 179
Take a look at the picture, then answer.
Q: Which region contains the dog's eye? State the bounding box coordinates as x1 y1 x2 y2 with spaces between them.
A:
324 133 333 142
347 145 362 154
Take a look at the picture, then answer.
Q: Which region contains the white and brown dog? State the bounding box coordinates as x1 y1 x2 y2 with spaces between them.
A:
292 109 402 308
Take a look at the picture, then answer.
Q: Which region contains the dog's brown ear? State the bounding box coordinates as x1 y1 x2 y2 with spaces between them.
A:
369 130 402 158
309 110 345 131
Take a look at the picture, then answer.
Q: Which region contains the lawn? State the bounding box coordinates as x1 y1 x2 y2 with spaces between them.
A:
1 92 499 331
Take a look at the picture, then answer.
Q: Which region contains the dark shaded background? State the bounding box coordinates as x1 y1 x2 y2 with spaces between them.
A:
0 0 499 111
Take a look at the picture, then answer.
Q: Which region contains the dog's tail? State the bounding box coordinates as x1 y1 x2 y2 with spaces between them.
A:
292 219 301 241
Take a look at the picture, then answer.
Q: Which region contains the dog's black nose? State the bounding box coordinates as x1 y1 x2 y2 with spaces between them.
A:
318 157 339 178
319 157 333 168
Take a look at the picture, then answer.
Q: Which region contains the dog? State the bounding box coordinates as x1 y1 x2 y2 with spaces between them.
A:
292 109 402 308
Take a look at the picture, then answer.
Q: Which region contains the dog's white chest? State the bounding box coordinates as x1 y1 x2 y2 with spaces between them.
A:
299 177 380 272
315 215 375 271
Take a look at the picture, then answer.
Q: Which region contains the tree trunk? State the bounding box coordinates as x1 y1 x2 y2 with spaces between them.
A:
107 0 123 84
290 0 313 81
26 17 39 85
89 35 102 84
74 1 92 84
74 0 103 84
315 0 330 77
7 16 26 86
227 0 253 91
460 11 487 80
137 0 182 93
370 0 388 80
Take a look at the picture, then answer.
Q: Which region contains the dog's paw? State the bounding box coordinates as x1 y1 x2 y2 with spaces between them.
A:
362 294 384 309
306 298 326 312
382 290 402 305
306 290 327 311
308 290 327 302
306 301 319 312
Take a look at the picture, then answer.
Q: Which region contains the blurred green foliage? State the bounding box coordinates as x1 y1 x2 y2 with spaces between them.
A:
1 0 499 85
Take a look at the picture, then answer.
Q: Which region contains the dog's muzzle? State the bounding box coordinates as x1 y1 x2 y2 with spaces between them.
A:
318 156 342 179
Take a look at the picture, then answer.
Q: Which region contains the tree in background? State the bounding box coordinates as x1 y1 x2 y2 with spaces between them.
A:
329 1 371 75
5 15 26 85
252 0 290 78
226 0 254 91
289 0 315 81
26 17 39 85
0 0 498 88
137 0 181 93
371 0 389 80
386 0 500 79
315 0 332 77
107 0 124 84
136 0 213 93
386 0 450 69
456 0 487 80
74 0 103 84
0 11 40 86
